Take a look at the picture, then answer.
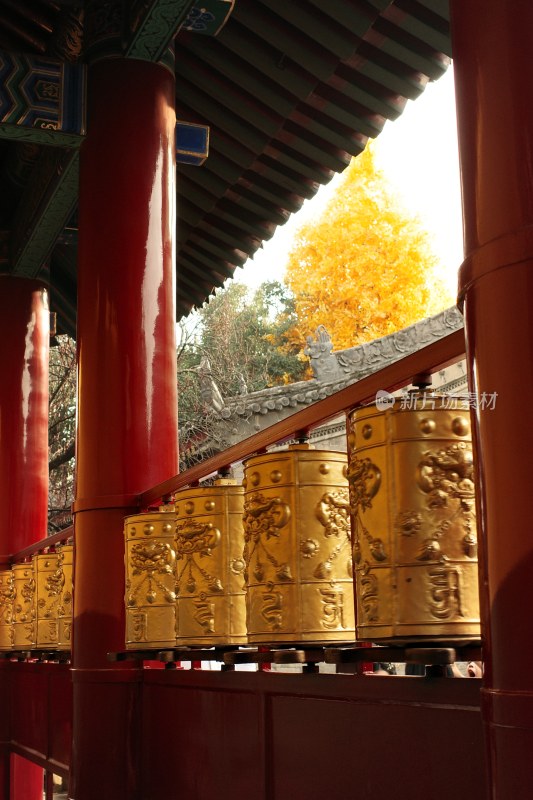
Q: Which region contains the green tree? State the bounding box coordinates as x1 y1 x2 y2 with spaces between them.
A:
285 143 453 352
177 280 305 467
48 335 76 531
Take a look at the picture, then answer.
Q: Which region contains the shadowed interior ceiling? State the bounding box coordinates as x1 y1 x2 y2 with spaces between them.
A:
0 0 451 337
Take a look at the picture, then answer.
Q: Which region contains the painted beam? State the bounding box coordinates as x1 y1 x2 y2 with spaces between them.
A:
126 0 197 62
11 0 225 281
126 0 235 63
10 149 79 278
0 51 85 147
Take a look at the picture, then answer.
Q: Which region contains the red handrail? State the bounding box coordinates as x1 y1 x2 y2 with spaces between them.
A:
11 526 73 564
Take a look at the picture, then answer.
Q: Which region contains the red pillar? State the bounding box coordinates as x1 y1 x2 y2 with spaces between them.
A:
0 278 49 550
0 277 48 800
451 2 533 797
70 56 178 799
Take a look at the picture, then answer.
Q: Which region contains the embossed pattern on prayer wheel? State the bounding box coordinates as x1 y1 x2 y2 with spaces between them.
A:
34 552 61 648
124 511 177 650
174 480 247 646
12 562 36 649
243 444 355 645
57 544 73 651
347 394 481 644
0 570 14 651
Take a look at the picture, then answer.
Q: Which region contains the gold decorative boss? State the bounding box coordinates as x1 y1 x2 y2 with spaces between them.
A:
243 444 355 644
347 393 480 644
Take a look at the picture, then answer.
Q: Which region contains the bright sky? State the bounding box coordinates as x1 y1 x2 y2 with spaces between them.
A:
234 65 463 299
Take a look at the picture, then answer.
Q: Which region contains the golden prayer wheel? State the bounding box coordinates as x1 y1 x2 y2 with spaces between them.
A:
347 392 480 644
0 570 14 651
34 552 62 649
124 510 177 650
12 561 36 649
243 444 355 645
174 479 247 646
57 543 73 651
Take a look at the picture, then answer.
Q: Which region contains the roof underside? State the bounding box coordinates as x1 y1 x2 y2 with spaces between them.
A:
0 0 452 336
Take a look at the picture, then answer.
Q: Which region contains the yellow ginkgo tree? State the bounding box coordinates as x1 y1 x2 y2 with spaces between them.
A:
285 143 454 352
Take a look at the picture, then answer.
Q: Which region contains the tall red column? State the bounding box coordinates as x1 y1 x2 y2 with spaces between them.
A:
0 277 49 800
451 2 533 797
70 54 178 799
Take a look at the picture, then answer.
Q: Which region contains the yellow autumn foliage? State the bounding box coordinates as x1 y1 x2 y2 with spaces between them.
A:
285 143 454 352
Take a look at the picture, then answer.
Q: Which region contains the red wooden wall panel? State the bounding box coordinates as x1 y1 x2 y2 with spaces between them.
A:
141 670 488 800
269 694 485 799
8 663 71 775
10 666 49 756
0 662 489 797
48 666 72 773
142 680 266 799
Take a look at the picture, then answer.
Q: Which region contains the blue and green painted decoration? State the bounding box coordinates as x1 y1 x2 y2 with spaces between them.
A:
176 121 209 166
0 52 86 147
183 0 235 36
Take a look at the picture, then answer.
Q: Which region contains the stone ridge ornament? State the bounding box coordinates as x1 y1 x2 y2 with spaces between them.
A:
347 393 481 644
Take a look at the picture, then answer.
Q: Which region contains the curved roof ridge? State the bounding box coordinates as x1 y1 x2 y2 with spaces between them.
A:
219 305 464 419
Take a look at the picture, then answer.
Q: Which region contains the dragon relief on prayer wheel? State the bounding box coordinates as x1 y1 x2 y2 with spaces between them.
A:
124 511 177 650
347 394 481 644
34 552 63 648
56 544 73 650
243 444 355 645
12 562 36 649
0 570 14 651
174 479 247 646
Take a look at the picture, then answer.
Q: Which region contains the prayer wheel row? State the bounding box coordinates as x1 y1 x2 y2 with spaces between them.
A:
125 447 355 649
0 544 73 652
125 396 481 649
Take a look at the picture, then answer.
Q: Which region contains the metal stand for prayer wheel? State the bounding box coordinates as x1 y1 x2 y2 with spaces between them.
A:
124 510 177 650
0 570 14 651
174 479 247 647
243 444 355 645
12 561 36 649
347 391 481 644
